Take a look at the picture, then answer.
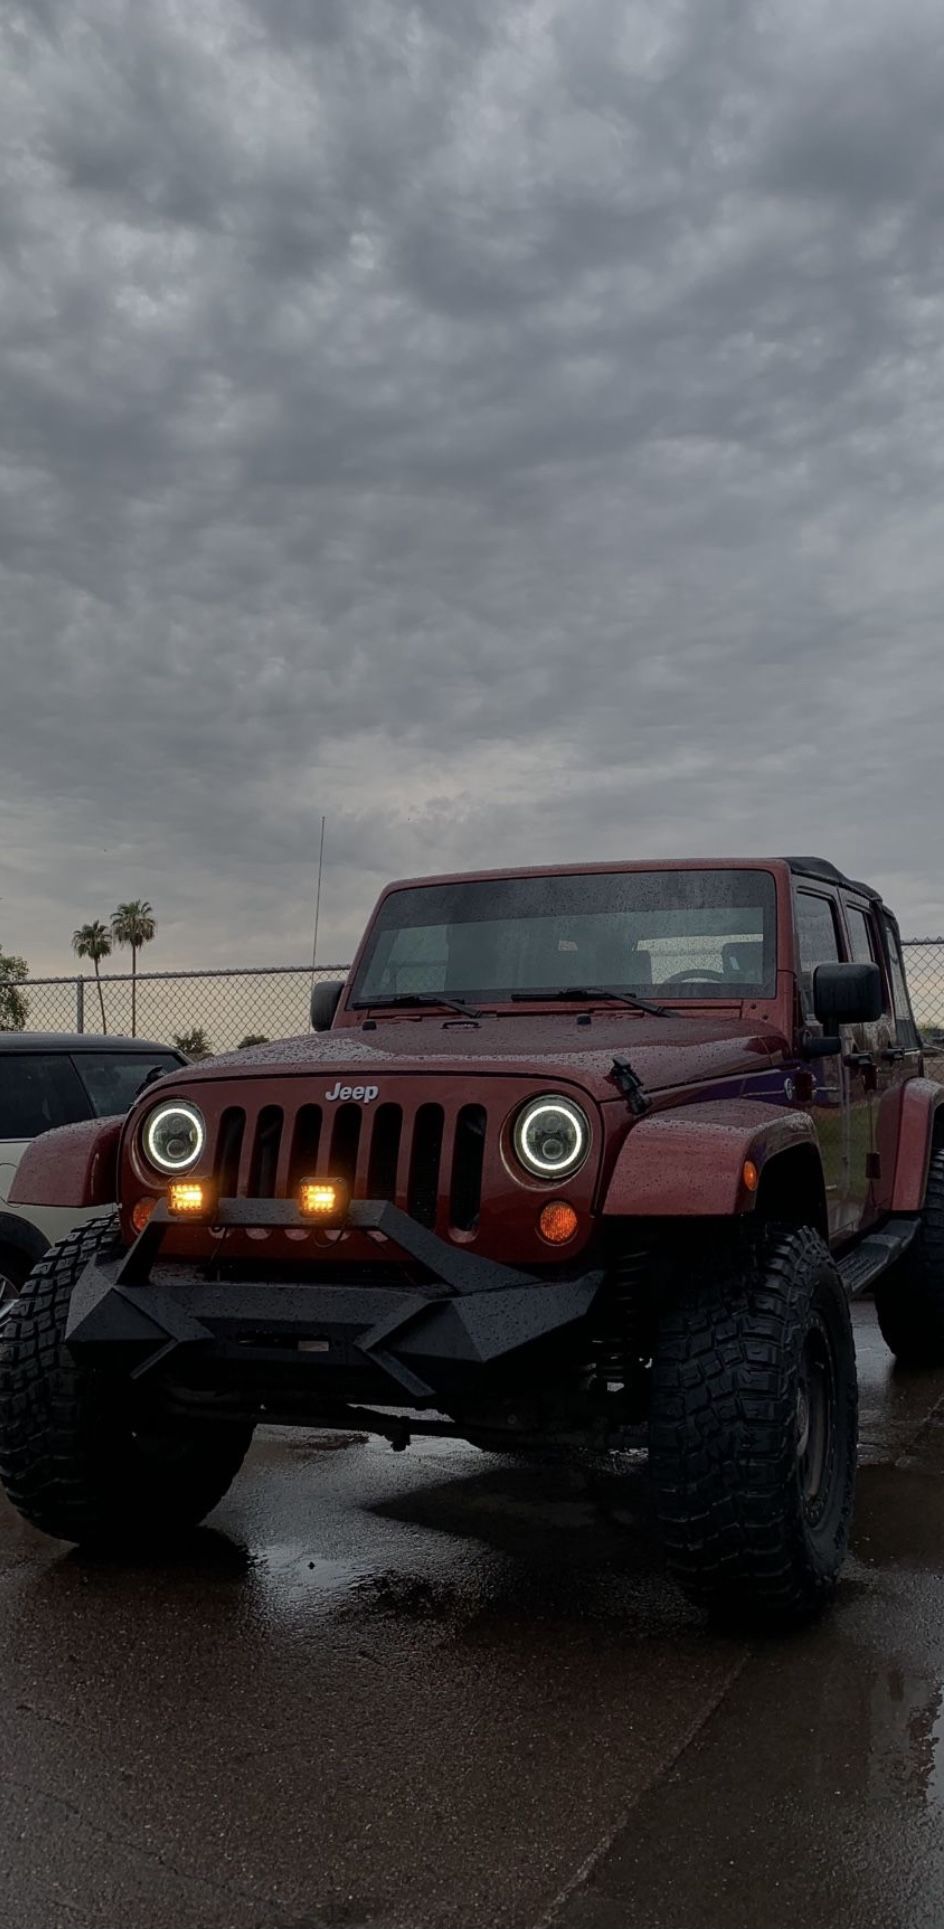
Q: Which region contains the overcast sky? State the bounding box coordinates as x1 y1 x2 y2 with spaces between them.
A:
3 0 944 978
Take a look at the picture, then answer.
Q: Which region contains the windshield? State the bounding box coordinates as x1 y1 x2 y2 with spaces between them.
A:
352 870 778 1005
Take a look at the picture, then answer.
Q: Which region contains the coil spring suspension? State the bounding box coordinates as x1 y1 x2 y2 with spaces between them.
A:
589 1243 654 1401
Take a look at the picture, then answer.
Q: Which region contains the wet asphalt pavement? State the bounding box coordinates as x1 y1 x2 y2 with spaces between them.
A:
2 1301 944 1929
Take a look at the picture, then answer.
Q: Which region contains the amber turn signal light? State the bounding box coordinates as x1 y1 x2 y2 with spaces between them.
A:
168 1180 212 1217
298 1178 348 1222
742 1159 759 1193
538 1200 579 1244
131 1196 157 1235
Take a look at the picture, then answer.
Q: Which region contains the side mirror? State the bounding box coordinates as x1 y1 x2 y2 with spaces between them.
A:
813 961 883 1029
310 979 345 1032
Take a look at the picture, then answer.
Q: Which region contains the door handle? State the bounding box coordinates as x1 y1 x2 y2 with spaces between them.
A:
843 1052 874 1071
881 1046 906 1062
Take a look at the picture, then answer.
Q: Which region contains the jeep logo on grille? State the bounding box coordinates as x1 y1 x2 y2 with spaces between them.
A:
325 1081 379 1104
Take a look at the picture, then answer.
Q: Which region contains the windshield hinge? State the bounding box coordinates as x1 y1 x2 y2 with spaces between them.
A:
610 1056 651 1117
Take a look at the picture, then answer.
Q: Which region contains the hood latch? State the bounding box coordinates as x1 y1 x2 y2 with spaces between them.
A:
610 1056 651 1118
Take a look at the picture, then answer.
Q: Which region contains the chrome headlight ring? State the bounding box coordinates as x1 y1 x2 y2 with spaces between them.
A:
512 1094 590 1180
142 1100 206 1174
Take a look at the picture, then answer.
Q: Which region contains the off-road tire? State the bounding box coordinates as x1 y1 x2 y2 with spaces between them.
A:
0 1246 30 1310
649 1224 857 1627
0 1216 254 1545
875 1148 944 1366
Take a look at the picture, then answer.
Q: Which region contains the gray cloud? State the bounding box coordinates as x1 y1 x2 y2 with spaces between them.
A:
3 0 944 985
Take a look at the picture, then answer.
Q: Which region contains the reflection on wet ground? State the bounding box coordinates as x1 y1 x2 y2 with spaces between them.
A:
1 1301 944 1928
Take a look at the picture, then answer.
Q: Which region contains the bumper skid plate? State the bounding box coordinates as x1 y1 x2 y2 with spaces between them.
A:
65 1198 603 1402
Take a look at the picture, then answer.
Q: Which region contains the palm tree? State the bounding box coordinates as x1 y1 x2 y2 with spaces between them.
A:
111 900 157 1037
72 920 112 1034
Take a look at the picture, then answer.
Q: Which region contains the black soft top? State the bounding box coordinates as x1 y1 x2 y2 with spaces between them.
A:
782 857 883 905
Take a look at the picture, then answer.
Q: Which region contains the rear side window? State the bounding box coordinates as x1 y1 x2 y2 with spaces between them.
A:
844 905 876 965
796 892 841 1014
0 1055 90 1140
883 919 920 1049
74 1052 182 1118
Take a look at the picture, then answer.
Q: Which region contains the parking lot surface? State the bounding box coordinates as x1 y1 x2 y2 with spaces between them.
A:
2 1301 944 1929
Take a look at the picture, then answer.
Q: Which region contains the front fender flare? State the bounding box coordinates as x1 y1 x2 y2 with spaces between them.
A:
601 1099 819 1217
8 1116 123 1210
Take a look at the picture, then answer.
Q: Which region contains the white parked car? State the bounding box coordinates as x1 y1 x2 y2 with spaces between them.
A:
0 1032 184 1305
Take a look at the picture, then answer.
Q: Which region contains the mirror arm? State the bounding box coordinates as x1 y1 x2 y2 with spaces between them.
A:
799 1028 842 1059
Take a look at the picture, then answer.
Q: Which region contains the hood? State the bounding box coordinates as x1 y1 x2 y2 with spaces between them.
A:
174 1012 784 1105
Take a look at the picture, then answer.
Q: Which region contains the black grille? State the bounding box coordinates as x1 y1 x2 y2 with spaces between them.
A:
407 1103 444 1228
217 1108 245 1196
212 1093 484 1232
450 1104 486 1231
288 1104 322 1190
249 1105 283 1197
367 1102 402 1200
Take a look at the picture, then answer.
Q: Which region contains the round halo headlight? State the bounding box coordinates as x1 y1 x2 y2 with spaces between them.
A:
513 1095 590 1180
142 1100 206 1174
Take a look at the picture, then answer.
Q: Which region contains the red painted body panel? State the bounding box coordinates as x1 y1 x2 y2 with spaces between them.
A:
175 1013 782 1105
10 1117 122 1209
889 1079 944 1211
602 1099 818 1217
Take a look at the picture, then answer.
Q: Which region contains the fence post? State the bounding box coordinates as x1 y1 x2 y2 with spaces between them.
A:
75 977 85 1034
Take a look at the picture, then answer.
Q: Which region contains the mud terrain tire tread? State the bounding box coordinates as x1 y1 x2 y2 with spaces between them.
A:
875 1148 944 1366
0 1216 253 1544
649 1224 857 1627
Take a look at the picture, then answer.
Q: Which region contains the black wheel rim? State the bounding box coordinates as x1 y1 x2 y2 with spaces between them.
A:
0 1269 21 1310
796 1315 836 1521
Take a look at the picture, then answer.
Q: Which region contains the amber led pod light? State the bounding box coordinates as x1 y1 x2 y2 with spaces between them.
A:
298 1178 349 1223
168 1180 212 1217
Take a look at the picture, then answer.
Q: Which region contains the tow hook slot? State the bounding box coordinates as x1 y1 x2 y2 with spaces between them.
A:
610 1056 651 1117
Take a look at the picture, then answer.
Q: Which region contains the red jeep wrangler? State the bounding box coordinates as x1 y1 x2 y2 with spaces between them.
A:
1 858 940 1625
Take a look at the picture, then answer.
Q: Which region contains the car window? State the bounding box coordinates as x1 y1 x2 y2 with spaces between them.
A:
883 918 920 1049
354 869 779 1002
73 1052 182 1118
844 905 875 966
0 1054 91 1140
795 891 841 1015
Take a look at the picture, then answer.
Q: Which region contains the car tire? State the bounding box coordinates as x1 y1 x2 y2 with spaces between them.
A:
0 1247 29 1311
0 1216 255 1545
875 1146 944 1366
648 1223 857 1627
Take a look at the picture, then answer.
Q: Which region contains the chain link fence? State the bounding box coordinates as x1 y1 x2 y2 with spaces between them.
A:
901 940 944 1075
2 943 944 1062
0 965 350 1055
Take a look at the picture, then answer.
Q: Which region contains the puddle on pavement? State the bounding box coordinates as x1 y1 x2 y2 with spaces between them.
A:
857 1670 944 1812
853 1461 944 1571
250 1540 372 1603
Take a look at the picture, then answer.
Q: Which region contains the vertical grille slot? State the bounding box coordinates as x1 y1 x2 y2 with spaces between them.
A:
367 1103 402 1201
249 1106 284 1197
450 1103 486 1231
408 1103 444 1227
330 1103 362 1189
288 1104 323 1190
216 1108 245 1197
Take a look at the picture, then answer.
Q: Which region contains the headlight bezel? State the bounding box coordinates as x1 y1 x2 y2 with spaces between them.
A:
512 1093 591 1182
141 1099 207 1175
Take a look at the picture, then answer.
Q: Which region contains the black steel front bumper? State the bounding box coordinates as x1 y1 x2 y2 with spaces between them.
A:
66 1199 604 1407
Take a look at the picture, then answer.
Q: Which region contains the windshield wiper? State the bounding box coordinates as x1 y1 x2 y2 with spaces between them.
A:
510 985 672 1018
353 993 483 1019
